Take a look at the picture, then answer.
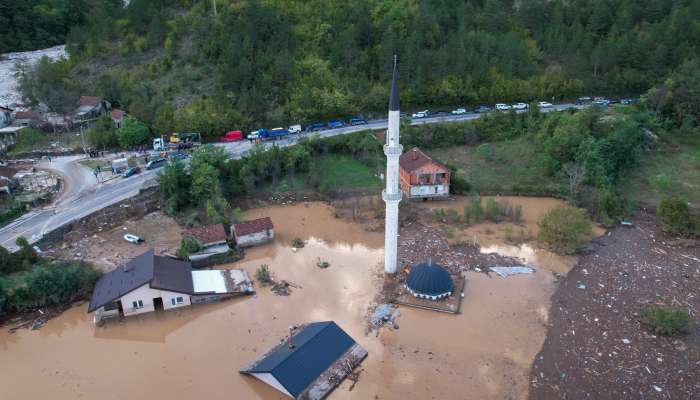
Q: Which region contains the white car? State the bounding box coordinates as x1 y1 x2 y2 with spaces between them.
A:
495 103 511 111
288 124 302 134
538 101 553 108
512 102 528 110
124 234 144 244
247 131 259 140
451 108 467 115
412 110 429 118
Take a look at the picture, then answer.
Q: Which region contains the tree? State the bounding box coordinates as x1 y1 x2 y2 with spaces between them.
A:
657 197 692 234
538 206 593 255
157 160 191 213
116 116 151 148
176 236 202 259
562 163 587 204
85 115 119 149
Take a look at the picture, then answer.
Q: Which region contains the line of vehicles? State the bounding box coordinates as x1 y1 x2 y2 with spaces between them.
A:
221 116 369 143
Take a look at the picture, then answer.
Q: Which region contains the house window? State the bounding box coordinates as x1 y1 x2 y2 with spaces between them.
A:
132 300 144 309
171 296 184 306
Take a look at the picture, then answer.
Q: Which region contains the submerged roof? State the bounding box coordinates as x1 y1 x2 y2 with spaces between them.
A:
406 262 454 296
399 147 449 173
88 250 193 312
233 217 274 236
241 321 356 398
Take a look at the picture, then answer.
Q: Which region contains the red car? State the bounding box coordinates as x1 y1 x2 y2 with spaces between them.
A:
221 130 244 142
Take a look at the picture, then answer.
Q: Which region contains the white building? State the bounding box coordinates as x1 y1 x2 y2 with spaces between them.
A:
383 56 402 274
88 250 253 323
232 217 274 247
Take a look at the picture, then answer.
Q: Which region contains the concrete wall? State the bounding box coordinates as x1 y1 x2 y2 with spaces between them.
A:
409 184 450 198
236 229 274 247
119 283 191 316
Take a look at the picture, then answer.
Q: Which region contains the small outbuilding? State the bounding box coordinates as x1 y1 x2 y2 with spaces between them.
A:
405 262 454 300
240 321 367 399
232 217 274 247
399 147 451 199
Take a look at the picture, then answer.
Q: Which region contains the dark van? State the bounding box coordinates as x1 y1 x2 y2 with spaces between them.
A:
146 157 167 170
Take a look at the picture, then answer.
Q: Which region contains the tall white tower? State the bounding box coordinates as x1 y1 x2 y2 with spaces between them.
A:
383 56 402 274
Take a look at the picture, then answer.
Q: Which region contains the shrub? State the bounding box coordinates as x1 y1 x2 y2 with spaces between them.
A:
176 235 203 259
657 196 692 234
255 264 273 285
291 237 305 248
537 206 593 255
485 198 500 222
638 307 692 336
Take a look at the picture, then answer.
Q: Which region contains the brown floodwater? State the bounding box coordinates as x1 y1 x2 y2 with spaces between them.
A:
0 198 576 400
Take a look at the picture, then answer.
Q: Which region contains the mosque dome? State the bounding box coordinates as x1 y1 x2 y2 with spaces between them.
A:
405 262 454 300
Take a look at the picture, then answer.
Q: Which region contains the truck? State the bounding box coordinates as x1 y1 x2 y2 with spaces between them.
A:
221 130 244 142
259 128 289 140
288 124 302 134
153 133 202 151
111 158 129 174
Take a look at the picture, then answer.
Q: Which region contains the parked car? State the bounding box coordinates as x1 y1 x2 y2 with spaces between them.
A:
122 166 140 178
451 108 467 115
512 102 528 110
576 96 592 105
620 98 637 105
124 234 144 244
305 122 325 132
495 103 511 111
171 152 188 160
537 101 553 108
593 97 610 107
412 110 429 118
247 131 259 140
327 120 344 128
349 117 367 125
146 157 167 170
221 130 244 142
474 105 492 113
288 124 302 134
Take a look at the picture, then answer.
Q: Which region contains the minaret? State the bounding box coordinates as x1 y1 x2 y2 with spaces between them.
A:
383 55 402 274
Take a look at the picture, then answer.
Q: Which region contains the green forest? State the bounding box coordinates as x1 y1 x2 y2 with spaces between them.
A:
17 0 700 138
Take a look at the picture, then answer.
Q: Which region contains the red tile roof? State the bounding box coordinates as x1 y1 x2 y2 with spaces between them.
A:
233 217 274 237
111 109 125 119
186 224 227 245
79 96 102 106
399 148 448 173
14 110 38 119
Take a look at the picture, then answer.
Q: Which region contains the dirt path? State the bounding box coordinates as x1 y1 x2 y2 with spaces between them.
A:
529 211 700 399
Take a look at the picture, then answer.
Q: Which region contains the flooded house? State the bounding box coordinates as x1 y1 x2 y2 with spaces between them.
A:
399 147 450 199
232 217 274 247
240 321 367 399
75 96 111 122
88 250 253 323
111 108 126 128
12 110 40 127
185 224 232 267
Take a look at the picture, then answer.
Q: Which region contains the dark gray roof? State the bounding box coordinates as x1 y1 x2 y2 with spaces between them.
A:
406 262 454 296
241 321 356 398
389 55 400 111
88 249 193 312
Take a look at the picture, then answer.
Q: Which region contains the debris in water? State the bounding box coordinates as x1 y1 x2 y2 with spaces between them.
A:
489 266 535 278
370 304 400 330
622 338 631 344
652 385 663 392
271 280 300 296
577 283 587 290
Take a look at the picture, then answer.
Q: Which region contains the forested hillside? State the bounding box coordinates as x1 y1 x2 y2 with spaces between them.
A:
0 0 90 53
19 0 700 137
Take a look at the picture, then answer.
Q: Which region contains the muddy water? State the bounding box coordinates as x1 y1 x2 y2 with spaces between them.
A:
1 199 572 400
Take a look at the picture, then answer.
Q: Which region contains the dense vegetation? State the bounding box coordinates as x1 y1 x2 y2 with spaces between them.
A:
18 0 700 139
0 0 90 53
0 237 101 313
537 206 593 255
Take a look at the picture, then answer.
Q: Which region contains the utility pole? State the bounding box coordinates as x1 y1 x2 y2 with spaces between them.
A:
212 0 217 16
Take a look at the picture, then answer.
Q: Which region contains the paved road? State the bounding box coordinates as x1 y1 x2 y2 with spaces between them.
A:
0 103 582 250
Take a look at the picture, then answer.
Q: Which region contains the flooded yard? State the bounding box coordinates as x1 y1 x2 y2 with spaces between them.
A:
1 198 583 399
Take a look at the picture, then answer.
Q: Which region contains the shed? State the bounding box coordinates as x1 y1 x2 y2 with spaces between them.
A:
240 321 367 399
232 217 274 247
405 262 454 300
186 224 227 248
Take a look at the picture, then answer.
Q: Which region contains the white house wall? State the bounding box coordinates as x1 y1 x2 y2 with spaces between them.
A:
409 184 450 198
249 373 293 398
236 230 274 247
119 283 191 316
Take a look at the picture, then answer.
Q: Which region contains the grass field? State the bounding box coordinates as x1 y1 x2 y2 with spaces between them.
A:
428 137 564 195
78 159 110 171
317 154 381 190
622 135 700 209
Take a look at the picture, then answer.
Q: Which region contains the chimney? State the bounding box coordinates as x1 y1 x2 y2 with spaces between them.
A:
288 326 295 349
412 149 418 160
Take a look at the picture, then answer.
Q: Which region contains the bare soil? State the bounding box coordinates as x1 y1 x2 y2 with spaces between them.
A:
529 211 700 399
